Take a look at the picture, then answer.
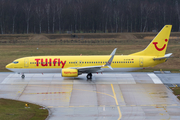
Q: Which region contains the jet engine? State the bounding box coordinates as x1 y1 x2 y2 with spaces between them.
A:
61 69 78 77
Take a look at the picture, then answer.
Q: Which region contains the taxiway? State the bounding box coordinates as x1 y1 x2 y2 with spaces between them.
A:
0 72 180 120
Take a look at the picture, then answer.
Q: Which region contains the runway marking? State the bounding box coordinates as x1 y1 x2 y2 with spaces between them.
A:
47 106 53 108
131 105 136 106
148 73 163 84
172 104 178 106
45 104 180 108
111 84 122 120
69 106 74 107
26 84 114 98
40 92 67 94
151 104 156 106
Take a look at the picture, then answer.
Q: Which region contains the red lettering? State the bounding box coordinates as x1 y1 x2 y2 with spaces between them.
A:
64 71 77 74
41 59 48 66
49 59 52 66
35 58 66 67
61 61 66 68
53 58 57 66
35 59 40 66
58 59 60 66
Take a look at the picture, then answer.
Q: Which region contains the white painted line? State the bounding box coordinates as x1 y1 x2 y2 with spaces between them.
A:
1 74 13 84
148 73 163 84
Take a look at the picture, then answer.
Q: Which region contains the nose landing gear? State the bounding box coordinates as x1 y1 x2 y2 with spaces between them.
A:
21 74 25 79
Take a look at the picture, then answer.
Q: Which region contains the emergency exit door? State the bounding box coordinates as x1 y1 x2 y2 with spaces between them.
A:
24 58 29 67
139 58 143 67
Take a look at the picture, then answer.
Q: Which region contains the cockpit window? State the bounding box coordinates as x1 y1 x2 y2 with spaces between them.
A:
13 61 19 64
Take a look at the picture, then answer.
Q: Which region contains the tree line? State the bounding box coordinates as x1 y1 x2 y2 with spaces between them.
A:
0 0 180 34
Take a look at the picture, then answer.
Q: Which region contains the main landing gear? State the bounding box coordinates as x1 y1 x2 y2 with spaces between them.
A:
86 73 92 80
21 74 25 79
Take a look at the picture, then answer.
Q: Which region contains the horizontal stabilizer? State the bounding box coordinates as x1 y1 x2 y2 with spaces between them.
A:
153 53 172 60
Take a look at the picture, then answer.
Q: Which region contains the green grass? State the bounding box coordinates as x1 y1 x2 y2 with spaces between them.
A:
170 87 180 100
0 98 48 120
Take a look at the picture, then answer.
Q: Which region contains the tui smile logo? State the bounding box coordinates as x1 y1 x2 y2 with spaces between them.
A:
153 39 168 51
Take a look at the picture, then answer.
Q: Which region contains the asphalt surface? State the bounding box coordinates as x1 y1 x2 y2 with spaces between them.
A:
0 72 180 120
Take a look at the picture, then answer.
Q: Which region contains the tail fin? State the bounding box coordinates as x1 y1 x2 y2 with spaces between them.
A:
130 25 172 56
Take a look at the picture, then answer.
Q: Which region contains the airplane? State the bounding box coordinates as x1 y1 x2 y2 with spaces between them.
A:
6 25 172 80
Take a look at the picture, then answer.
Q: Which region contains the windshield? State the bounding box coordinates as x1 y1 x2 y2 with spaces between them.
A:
12 61 19 64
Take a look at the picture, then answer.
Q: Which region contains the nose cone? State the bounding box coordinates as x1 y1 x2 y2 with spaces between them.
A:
6 63 13 70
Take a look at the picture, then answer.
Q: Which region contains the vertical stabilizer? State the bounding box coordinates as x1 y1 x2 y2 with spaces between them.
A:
130 25 172 56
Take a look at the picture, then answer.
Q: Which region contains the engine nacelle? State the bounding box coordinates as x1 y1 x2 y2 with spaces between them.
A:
61 69 78 77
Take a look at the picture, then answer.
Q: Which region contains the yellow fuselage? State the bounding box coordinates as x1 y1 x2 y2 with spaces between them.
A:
6 55 165 73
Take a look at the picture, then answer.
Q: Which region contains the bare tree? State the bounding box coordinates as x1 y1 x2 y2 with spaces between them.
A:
73 5 78 33
140 3 144 32
102 4 108 33
163 4 166 25
11 1 18 34
0 0 179 34
36 0 45 33
57 1 63 33
23 1 32 34
77 0 82 32
176 0 180 31
127 3 133 32
45 2 50 33
0 0 4 34
140 1 154 32
51 0 58 33
114 9 119 33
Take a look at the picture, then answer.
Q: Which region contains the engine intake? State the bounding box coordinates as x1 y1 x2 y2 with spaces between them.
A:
61 69 78 77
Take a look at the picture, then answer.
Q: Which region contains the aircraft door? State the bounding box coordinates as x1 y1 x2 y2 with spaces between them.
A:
74 61 78 66
139 58 143 67
79 61 82 66
24 58 29 68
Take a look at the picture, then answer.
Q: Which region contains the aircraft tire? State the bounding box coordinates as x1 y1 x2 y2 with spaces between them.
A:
21 75 25 79
87 73 92 80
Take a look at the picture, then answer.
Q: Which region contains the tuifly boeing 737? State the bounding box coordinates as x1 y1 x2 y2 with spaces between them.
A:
6 25 172 80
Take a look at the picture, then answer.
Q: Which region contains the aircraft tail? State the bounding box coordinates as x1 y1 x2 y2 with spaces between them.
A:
130 25 172 56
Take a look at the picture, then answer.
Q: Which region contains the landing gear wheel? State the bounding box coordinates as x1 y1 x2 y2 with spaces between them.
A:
86 73 92 80
21 75 25 79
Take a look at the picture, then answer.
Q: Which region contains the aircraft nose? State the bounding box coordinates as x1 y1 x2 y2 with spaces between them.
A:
6 63 13 69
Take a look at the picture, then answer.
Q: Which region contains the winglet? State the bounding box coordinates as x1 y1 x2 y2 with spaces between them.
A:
105 48 117 70
110 48 117 55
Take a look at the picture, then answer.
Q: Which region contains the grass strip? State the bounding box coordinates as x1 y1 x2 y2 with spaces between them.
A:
170 87 180 100
0 98 48 120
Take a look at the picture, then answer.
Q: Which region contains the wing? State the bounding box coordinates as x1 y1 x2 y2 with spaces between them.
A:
153 53 172 60
69 48 117 73
77 66 103 73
